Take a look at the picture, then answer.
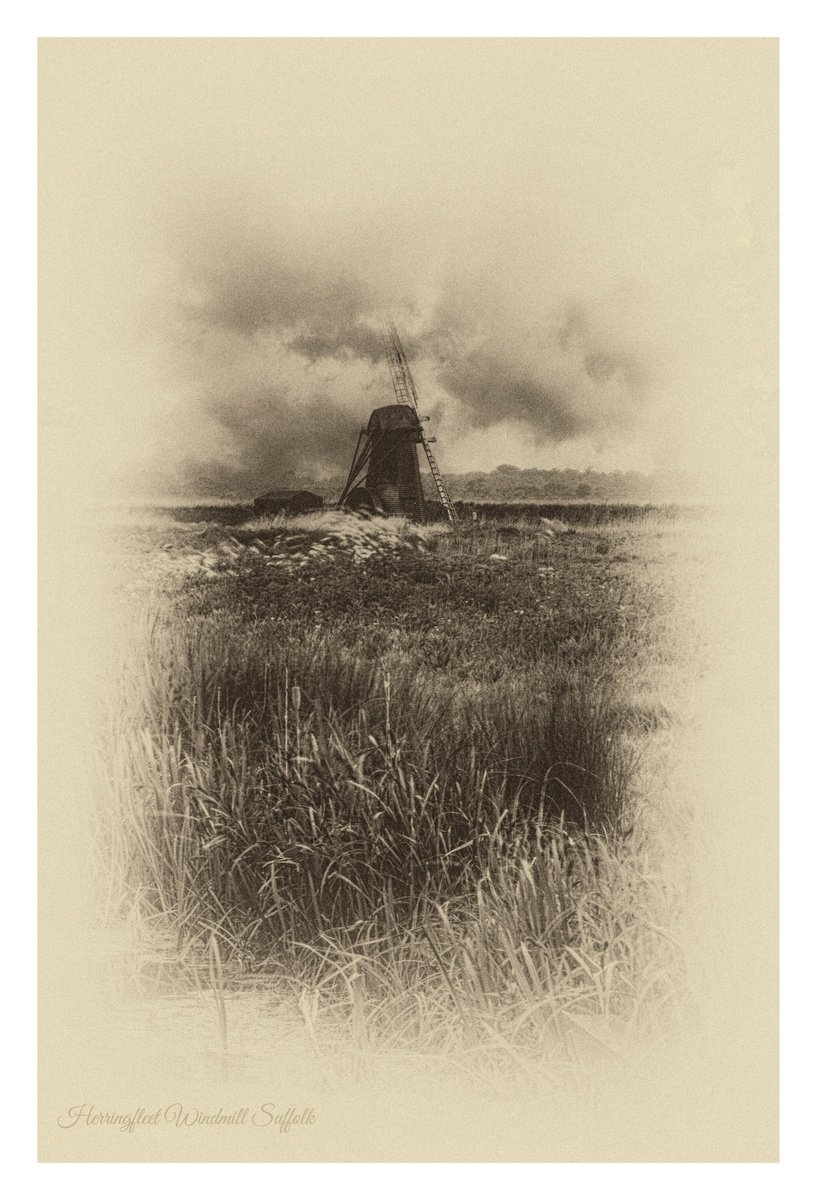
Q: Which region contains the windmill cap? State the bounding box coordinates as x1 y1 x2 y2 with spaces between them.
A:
367 405 423 433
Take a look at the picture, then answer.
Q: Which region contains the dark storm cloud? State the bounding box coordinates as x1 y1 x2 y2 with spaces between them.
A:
173 387 363 496
424 301 649 443
187 257 379 354
288 321 386 364
172 211 387 361
436 348 586 439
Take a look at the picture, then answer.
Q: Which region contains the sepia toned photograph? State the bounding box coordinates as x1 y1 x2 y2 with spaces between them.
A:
38 37 778 1162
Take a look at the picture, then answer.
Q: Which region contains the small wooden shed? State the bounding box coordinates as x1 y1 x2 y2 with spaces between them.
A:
252 488 324 516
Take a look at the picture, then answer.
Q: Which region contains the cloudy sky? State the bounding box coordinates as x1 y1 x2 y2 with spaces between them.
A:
39 39 777 501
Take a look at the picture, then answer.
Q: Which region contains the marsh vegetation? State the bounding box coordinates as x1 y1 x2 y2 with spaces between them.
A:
96 504 704 1079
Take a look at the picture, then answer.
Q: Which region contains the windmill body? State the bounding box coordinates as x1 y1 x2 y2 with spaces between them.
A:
345 404 426 520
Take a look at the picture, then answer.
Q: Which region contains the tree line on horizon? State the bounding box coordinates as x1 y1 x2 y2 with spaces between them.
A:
280 464 706 504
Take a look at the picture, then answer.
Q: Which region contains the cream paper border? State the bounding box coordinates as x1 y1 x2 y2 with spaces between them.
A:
34 31 781 1168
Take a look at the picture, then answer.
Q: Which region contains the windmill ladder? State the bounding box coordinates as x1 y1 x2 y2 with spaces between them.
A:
419 432 457 522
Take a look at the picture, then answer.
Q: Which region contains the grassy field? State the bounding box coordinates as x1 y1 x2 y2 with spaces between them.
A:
95 503 706 1080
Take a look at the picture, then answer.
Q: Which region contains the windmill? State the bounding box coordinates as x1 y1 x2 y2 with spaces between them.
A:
338 323 458 523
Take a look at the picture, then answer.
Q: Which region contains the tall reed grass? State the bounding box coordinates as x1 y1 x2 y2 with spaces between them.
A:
96 508 692 1068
